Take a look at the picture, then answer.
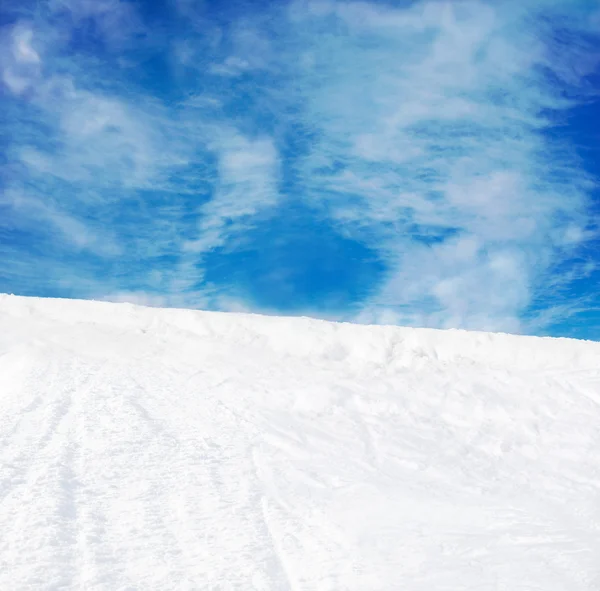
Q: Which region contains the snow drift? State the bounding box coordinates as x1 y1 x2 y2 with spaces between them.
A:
1 294 599 590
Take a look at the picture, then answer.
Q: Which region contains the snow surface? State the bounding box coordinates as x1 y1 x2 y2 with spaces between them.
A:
1 294 600 590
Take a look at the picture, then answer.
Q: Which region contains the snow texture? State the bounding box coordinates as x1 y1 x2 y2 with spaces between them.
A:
1 294 600 590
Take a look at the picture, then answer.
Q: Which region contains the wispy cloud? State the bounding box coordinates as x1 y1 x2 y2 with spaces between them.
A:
282 0 600 332
1 188 120 255
1 0 599 336
183 132 280 256
1 23 41 94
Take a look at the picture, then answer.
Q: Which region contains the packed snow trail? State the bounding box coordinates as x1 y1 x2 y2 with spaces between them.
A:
1 295 599 590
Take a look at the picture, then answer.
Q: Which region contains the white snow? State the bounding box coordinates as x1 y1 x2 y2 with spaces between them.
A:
1 294 599 590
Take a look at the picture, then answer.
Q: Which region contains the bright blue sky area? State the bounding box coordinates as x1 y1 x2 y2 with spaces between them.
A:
1 0 599 339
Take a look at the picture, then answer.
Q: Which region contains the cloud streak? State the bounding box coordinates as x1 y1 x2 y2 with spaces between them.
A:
282 0 599 331
1 0 599 337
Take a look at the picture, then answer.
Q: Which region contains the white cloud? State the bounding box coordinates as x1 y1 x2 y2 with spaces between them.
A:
1 24 41 95
183 132 280 255
282 0 597 332
12 27 40 64
209 56 254 77
1 189 120 256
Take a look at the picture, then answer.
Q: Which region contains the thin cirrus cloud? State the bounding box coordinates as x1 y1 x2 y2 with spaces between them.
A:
0 0 599 338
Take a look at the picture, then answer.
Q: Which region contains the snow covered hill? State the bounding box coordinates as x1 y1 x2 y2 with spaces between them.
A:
1 294 599 590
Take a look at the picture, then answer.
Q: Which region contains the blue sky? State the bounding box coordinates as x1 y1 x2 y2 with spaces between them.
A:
1 0 600 339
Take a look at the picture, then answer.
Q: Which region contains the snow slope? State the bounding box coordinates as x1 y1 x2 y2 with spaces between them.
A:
1 294 599 590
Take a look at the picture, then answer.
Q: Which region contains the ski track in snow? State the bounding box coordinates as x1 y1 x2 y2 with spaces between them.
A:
1 294 600 590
